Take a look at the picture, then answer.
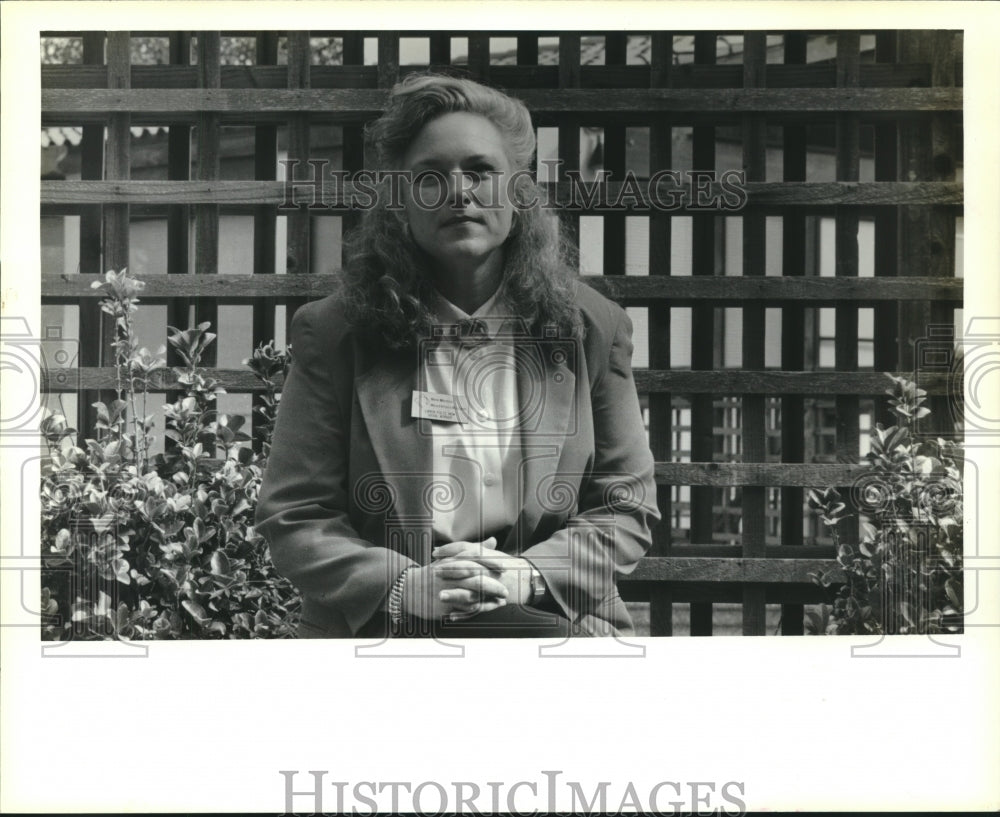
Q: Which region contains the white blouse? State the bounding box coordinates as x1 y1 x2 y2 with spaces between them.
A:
422 288 521 545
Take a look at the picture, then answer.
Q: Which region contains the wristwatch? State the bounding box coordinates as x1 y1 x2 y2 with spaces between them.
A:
528 564 547 606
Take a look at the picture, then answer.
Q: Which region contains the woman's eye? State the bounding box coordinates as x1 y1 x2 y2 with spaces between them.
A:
414 174 444 193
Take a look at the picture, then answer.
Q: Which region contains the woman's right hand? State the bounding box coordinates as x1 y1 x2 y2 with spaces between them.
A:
401 555 509 621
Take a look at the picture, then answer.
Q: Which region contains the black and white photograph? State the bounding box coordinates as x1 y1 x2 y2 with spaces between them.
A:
2 1 998 813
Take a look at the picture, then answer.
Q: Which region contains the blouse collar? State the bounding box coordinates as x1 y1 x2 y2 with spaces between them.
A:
429 285 511 341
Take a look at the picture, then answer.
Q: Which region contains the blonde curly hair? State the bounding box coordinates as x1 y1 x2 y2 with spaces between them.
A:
337 72 580 349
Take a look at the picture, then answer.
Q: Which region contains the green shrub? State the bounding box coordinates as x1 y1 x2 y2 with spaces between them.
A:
40 269 300 640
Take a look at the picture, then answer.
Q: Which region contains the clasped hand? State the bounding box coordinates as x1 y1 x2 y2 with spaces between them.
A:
401 537 533 621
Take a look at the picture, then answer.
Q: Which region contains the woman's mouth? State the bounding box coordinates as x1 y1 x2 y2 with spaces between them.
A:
442 215 483 228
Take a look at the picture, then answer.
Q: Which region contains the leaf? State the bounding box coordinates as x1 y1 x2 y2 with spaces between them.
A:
182 599 210 625
169 609 184 634
53 528 73 554
210 550 232 577
938 516 959 532
804 611 822 634
160 541 184 561
884 426 909 451
112 557 131 585
945 578 962 611
90 514 115 535
115 602 131 630
94 590 113 618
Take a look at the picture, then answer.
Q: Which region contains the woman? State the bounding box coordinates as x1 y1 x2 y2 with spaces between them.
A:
255 73 659 638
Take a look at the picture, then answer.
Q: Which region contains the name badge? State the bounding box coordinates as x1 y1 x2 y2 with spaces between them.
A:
411 390 461 423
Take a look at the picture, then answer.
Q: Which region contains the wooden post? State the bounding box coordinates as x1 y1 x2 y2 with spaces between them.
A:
103 32 131 275
872 32 899 431
558 33 582 253
193 31 220 371
165 32 193 454
377 31 400 88
516 33 538 67
647 31 674 636
897 31 959 436
467 33 489 83
252 31 279 453
834 31 861 548
602 33 627 277
429 32 450 70
689 31 717 637
100 33 131 446
341 32 365 243
77 32 107 443
740 31 768 635
285 31 312 337
780 31 808 635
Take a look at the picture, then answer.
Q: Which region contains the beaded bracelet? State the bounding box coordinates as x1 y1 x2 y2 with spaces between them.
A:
388 567 413 627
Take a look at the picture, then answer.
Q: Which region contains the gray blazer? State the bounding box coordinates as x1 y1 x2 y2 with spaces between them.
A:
255 282 660 637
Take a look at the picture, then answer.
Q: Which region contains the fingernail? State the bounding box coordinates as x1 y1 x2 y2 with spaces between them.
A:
497 599 507 607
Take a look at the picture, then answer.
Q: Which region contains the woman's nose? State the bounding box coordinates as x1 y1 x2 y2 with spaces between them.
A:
448 170 472 207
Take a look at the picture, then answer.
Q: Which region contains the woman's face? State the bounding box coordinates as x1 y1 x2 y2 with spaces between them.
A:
400 111 516 276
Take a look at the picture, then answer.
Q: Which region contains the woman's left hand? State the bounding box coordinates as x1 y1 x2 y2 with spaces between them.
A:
432 538 533 605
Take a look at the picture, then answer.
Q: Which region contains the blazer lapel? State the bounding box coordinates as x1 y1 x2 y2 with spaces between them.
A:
355 329 578 549
354 345 431 521
503 333 578 552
